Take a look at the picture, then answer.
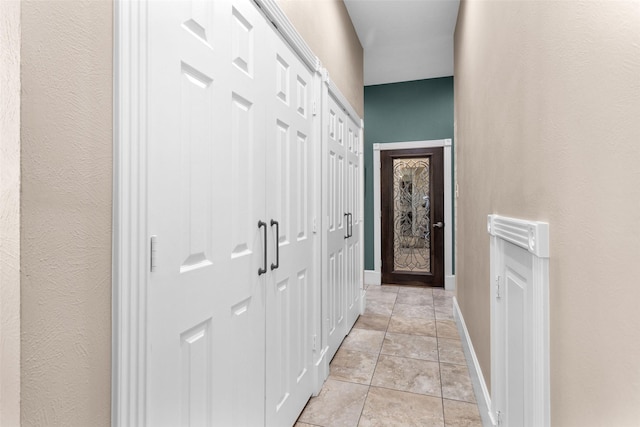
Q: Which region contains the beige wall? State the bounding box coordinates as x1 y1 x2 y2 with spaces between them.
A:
276 0 364 117
455 1 640 425
0 1 21 426
20 1 113 425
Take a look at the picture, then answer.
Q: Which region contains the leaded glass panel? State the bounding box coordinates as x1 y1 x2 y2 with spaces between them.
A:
392 158 430 272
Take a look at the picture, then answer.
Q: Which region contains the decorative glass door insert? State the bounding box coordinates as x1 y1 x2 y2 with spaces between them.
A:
392 158 431 272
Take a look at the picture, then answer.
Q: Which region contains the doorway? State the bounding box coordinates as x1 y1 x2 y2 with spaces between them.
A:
372 139 454 289
380 147 444 286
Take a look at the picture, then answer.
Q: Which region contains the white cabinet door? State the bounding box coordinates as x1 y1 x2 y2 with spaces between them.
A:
264 31 317 427
324 97 348 361
147 0 269 425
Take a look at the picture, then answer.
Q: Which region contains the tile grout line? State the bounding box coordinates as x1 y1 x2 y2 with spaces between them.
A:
356 284 398 427
355 284 397 427
435 290 449 427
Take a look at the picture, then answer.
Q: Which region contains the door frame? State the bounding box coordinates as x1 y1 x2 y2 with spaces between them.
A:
112 0 325 424
373 139 454 290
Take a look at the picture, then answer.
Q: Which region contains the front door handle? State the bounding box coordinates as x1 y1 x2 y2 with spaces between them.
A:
258 221 267 275
433 221 444 229
270 219 279 270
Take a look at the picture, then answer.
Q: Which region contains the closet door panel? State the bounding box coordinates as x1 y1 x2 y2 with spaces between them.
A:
323 91 364 363
147 0 269 425
345 118 362 330
325 98 348 362
265 31 316 427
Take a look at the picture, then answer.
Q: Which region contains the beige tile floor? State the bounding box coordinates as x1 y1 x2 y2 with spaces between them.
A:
296 285 483 427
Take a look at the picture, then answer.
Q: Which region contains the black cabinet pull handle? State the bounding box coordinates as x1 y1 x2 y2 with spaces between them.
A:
270 219 280 270
344 213 349 239
258 221 267 276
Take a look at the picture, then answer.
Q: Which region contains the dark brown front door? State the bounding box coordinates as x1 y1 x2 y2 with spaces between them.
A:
381 148 444 286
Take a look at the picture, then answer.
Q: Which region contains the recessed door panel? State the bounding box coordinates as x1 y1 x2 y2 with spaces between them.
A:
297 132 308 241
230 93 255 258
275 120 291 244
180 319 212 427
276 55 289 104
506 269 526 427
182 0 214 46
296 77 307 117
179 62 214 272
231 7 253 76
296 270 309 381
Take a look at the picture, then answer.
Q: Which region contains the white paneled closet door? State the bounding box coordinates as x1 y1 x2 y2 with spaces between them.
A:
345 118 362 330
323 91 363 362
146 0 316 425
325 98 347 362
264 28 317 427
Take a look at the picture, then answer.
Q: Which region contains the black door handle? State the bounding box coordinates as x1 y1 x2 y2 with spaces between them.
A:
270 219 279 270
258 221 267 276
344 213 349 239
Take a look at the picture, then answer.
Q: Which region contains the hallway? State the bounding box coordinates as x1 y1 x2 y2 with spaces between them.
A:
296 285 482 427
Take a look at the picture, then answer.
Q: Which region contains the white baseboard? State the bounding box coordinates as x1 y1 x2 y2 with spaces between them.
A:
366 270 453 289
445 275 456 291
453 297 496 426
364 270 381 286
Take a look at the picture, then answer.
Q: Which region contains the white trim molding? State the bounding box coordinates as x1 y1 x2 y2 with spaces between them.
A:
488 214 550 427
373 139 454 290
323 74 362 125
364 270 381 286
113 1 149 425
254 0 321 73
454 298 495 426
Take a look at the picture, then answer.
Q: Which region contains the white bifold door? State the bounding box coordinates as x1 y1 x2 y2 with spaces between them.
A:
324 91 364 362
146 0 317 425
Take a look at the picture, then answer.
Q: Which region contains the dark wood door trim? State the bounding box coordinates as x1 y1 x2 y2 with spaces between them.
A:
380 147 444 287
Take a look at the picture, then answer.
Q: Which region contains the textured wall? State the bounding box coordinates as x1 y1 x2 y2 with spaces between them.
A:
276 0 364 117
20 1 113 425
455 0 640 424
363 78 454 270
0 1 21 425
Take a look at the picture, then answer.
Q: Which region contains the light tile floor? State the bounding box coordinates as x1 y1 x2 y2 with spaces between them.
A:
296 285 483 427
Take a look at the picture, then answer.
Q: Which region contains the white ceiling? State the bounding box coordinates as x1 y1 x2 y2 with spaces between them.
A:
343 0 460 86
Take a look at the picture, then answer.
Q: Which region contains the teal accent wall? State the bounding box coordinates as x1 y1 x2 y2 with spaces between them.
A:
364 77 454 271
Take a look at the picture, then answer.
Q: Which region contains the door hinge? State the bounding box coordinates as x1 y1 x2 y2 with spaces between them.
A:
150 235 158 272
313 217 317 233
312 334 317 351
312 100 317 116
496 410 503 425
495 275 501 300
